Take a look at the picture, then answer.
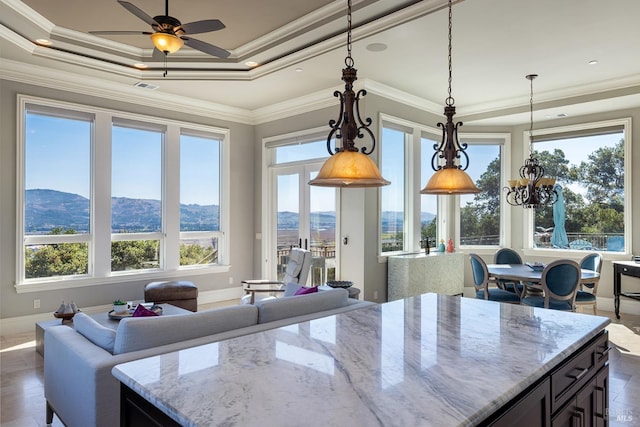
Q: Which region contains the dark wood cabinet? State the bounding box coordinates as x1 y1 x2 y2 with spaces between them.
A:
487 331 609 427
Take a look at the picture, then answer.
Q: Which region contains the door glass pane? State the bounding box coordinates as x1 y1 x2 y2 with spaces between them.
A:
277 173 300 279
275 140 327 163
421 136 438 250
381 128 405 252
309 171 336 285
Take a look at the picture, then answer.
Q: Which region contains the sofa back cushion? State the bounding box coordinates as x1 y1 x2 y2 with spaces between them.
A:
255 288 349 324
113 304 258 354
73 312 117 354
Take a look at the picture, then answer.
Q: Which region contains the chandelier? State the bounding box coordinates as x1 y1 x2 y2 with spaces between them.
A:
420 0 479 195
308 0 390 188
504 74 558 208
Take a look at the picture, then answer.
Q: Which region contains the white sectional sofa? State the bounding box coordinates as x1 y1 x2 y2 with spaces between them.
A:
44 287 373 427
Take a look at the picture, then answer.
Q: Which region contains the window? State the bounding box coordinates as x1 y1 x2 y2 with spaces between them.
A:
111 123 163 272
23 106 92 280
380 114 509 255
180 132 223 267
459 141 503 247
17 96 229 291
528 119 630 253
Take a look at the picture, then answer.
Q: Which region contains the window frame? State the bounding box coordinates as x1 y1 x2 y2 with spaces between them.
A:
521 118 632 257
16 95 230 293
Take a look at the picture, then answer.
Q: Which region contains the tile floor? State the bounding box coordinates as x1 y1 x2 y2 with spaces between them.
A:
1 303 639 426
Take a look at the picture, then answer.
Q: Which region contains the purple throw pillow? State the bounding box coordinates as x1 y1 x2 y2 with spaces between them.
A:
294 286 319 296
132 304 159 317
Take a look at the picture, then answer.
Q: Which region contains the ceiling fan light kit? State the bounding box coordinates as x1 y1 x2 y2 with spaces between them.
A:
150 32 183 54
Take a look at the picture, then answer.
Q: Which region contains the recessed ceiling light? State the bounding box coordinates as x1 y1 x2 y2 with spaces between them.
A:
588 60 598 65
133 63 148 69
295 67 303 72
245 61 258 67
35 39 52 46
366 43 387 52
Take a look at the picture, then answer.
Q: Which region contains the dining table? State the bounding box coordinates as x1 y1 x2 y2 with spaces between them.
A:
487 263 600 298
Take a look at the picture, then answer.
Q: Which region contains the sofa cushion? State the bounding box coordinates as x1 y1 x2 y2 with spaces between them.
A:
294 286 318 296
73 312 116 354
255 288 349 324
283 282 303 297
113 304 258 354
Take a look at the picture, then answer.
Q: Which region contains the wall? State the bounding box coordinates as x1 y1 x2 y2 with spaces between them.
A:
0 79 256 319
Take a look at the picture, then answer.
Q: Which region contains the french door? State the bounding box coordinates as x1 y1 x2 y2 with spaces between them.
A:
270 163 338 286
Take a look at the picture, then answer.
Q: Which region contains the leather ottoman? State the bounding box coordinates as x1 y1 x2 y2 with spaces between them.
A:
144 281 198 312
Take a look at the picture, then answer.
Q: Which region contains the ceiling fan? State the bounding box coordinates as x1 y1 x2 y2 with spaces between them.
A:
91 0 230 59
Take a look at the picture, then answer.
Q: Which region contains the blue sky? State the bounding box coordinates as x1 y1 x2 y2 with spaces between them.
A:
26 113 220 205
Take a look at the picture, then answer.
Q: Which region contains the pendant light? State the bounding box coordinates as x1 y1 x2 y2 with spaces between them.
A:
504 74 558 208
308 0 390 188
421 0 479 195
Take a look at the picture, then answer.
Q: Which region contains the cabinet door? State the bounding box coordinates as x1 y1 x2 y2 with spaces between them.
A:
575 375 597 427
595 365 609 427
490 378 551 426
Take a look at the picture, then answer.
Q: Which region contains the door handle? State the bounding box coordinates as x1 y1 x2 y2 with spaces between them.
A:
299 238 302 248
304 238 308 250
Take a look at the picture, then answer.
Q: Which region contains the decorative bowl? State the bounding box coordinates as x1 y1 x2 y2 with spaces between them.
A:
53 311 76 321
326 280 353 288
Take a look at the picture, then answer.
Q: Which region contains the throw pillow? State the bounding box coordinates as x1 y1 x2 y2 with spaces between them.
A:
294 286 318 296
132 304 159 317
73 312 116 354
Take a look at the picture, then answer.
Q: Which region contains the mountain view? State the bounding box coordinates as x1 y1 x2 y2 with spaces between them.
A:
25 189 435 234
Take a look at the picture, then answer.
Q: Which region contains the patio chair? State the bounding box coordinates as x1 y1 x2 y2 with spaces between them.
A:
241 248 312 304
469 253 521 304
574 252 602 315
569 239 593 250
521 259 580 311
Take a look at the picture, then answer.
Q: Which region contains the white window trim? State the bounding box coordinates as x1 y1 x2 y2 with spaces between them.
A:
521 117 632 259
15 95 231 294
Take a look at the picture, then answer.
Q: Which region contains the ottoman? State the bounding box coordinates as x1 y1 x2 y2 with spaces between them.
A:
144 281 198 312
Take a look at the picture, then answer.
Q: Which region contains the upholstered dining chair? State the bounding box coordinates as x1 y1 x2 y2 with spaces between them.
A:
241 248 312 304
574 252 602 314
521 259 581 311
469 253 521 304
493 248 525 295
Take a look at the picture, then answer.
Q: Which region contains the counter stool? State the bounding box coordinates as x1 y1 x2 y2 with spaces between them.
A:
144 281 198 312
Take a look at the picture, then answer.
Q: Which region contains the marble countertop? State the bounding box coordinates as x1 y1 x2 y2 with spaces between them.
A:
113 294 610 427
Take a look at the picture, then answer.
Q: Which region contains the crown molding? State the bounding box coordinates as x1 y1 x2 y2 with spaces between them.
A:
363 79 442 116
2 0 54 33
0 59 254 124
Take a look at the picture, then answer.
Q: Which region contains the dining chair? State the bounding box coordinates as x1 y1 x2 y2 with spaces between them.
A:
574 252 602 314
493 248 525 295
521 259 581 311
469 253 521 304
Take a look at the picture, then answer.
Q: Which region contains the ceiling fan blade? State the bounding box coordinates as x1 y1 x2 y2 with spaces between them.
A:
152 47 166 61
118 1 158 27
182 37 230 58
180 19 225 34
89 30 151 35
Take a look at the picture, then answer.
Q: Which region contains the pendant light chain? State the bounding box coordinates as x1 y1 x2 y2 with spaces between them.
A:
446 0 454 107
345 0 354 68
527 74 537 156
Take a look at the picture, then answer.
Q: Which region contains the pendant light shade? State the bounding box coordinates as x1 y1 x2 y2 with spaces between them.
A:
310 150 390 187
308 0 389 188
422 167 480 195
420 0 479 195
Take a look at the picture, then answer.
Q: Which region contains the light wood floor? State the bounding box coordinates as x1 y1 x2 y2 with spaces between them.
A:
1 302 639 426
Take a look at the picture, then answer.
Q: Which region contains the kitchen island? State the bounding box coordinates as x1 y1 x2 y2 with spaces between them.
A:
113 294 610 426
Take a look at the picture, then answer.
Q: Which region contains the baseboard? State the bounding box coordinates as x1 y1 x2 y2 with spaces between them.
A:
0 287 245 336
